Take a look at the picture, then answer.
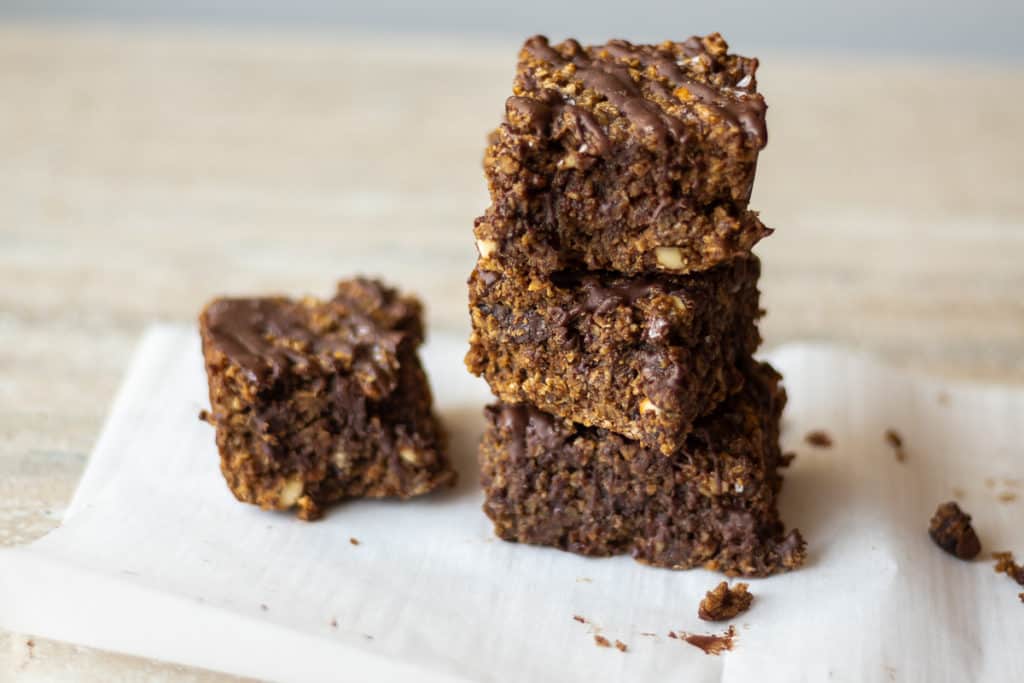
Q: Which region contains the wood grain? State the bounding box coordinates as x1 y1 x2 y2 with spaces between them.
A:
1 24 1022 681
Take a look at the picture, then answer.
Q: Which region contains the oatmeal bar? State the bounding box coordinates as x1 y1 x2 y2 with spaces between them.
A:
484 33 767 275
479 361 805 576
475 202 769 277
466 257 761 453
199 278 455 520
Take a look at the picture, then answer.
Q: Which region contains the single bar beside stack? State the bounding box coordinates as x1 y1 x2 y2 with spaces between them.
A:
466 33 806 576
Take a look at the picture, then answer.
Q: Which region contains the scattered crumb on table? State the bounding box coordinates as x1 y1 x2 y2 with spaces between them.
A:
804 430 833 448
929 501 982 560
679 626 737 655
330 618 337 628
952 487 967 499
985 477 996 489
363 634 374 640
594 635 611 648
667 631 678 639
698 581 753 621
639 632 656 637
937 391 950 405
349 537 360 546
615 639 628 652
998 492 1017 503
260 604 268 611
993 551 1024 586
573 615 586 623
885 429 906 462
576 577 593 583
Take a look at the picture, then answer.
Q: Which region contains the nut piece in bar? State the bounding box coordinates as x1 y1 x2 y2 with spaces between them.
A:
479 361 806 577
199 278 455 519
928 502 982 560
698 581 754 621
484 33 769 276
466 257 761 454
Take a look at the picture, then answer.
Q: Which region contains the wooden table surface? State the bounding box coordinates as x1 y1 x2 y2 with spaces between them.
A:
2 23 1022 681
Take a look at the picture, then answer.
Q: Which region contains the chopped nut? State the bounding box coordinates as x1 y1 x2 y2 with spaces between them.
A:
399 447 421 466
475 237 498 259
804 430 833 448
496 155 519 174
655 246 685 270
639 398 662 415
698 581 753 621
929 502 981 560
278 477 304 508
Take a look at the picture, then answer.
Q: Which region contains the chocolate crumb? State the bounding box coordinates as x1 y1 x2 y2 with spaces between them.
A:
805 430 832 448
993 552 1024 586
573 615 586 623
349 537 360 546
779 451 796 467
698 581 753 621
260 604 268 611
1019 593 1023 603
594 635 611 648
198 410 211 423
668 631 678 639
615 640 628 652
885 429 906 462
680 626 737 655
998 492 1017 503
929 502 981 560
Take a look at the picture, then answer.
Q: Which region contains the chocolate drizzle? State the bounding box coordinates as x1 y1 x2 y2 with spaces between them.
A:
513 34 766 150
202 279 417 400
495 403 562 460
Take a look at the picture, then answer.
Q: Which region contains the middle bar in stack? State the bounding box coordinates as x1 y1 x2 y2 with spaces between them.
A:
467 32 804 576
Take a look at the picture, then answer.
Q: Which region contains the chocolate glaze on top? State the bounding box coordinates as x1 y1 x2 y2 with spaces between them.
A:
495 403 562 461
516 34 766 149
202 279 419 399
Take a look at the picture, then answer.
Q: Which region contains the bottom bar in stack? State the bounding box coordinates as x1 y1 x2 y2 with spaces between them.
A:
479 361 805 577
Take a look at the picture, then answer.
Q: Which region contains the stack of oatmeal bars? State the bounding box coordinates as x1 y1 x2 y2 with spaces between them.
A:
466 33 805 576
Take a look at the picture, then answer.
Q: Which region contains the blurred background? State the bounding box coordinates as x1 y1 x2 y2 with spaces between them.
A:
5 0 1024 58
1 2 1023 679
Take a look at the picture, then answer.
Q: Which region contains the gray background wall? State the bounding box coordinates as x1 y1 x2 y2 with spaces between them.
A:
2 0 1023 61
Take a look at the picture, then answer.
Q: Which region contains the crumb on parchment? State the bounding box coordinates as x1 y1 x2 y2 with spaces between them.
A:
698 582 753 621
804 430 832 448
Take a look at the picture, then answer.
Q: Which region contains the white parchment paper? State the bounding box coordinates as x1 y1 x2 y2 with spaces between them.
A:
1 325 1021 682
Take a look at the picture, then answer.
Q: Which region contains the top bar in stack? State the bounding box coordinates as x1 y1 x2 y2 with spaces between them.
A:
481 33 769 276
